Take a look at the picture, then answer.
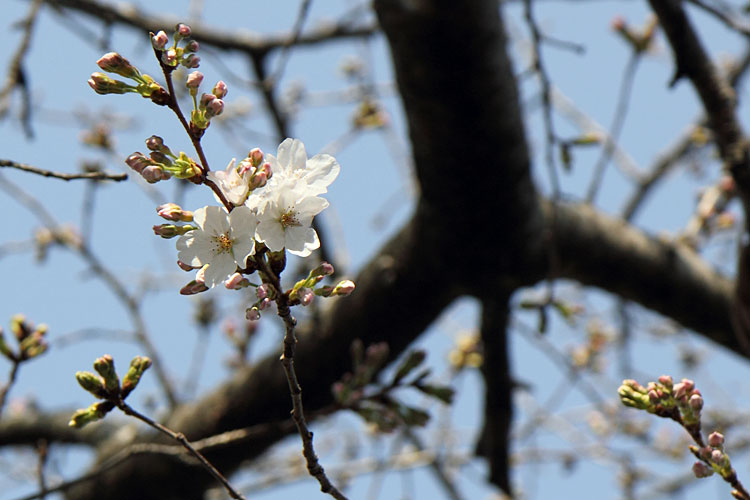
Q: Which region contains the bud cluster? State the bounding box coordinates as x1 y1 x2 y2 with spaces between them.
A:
70 354 152 428
690 431 735 481
611 15 657 54
126 136 202 184
285 262 355 308
618 376 703 430
190 80 227 132
151 24 201 70
332 342 454 433
88 52 169 105
0 314 48 362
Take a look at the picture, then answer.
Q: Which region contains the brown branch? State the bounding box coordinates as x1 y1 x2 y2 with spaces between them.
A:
0 159 128 182
44 0 378 57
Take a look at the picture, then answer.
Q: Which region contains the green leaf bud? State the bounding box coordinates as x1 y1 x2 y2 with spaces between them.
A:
121 356 152 399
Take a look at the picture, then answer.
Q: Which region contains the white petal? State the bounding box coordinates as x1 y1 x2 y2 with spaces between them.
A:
203 253 236 288
203 206 230 234
285 226 319 257
295 195 329 217
255 220 286 252
304 154 340 192
275 138 295 170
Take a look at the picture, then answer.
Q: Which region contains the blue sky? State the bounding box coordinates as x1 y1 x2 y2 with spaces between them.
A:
2 1 750 499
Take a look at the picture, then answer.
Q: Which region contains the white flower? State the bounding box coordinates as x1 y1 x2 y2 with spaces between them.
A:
265 138 340 195
176 206 257 287
206 159 251 206
255 187 328 257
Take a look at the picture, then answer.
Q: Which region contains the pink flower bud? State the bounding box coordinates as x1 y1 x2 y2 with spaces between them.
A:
237 159 255 176
186 71 203 90
611 16 626 32
185 40 199 53
246 307 261 321
681 379 695 392
312 262 335 277
97 52 140 79
334 280 355 296
257 283 271 300
692 461 713 478
88 72 131 95
176 23 192 38
259 298 272 310
161 48 178 66
141 165 165 183
673 382 687 400
708 432 725 447
212 80 228 99
225 273 249 290
206 98 224 117
152 224 184 239
689 393 703 411
125 152 151 173
249 148 263 166
658 375 673 387
152 31 168 50
157 203 193 222
145 135 165 151
711 449 724 464
298 288 314 306
182 54 200 69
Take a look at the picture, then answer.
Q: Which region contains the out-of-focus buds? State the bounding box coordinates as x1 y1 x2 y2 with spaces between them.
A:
692 461 714 478
182 54 200 69
709 432 725 447
120 356 152 399
175 23 192 39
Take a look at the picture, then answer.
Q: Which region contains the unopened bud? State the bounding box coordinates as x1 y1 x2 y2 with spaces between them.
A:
225 273 250 290
157 203 193 222
175 23 192 38
249 148 263 166
120 356 152 399
141 165 166 183
161 48 178 66
658 375 673 388
246 307 261 321
333 279 355 296
152 31 169 50
206 98 224 117
256 283 272 300
212 80 228 99
712 449 725 465
88 72 133 95
709 432 725 447
68 401 115 428
153 224 194 239
692 461 714 478
96 52 141 79
298 288 314 306
311 262 335 277
186 71 203 92
182 54 200 69
93 355 120 395
145 135 165 152
125 152 152 173
185 40 199 53
75 371 107 399
689 393 703 411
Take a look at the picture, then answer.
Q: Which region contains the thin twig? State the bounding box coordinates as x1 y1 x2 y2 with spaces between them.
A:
259 258 349 500
0 361 21 418
0 0 44 136
0 159 128 182
117 401 248 500
267 0 313 87
585 52 641 203
686 0 750 37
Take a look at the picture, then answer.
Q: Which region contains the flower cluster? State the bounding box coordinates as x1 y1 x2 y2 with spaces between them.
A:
88 52 170 105
161 139 344 294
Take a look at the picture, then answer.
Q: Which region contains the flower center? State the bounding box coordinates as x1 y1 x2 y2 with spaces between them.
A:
280 208 301 229
213 233 233 254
